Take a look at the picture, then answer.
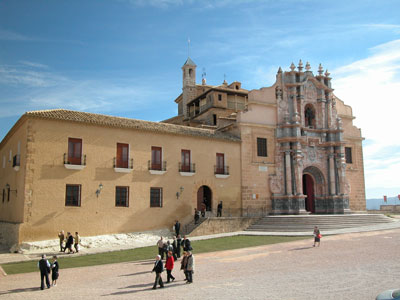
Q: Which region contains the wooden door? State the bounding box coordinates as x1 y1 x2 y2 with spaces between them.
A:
117 143 129 168
151 146 162 170
216 153 225 174
68 138 82 165
181 149 191 172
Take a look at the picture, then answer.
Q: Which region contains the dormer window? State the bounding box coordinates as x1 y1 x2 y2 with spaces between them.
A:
304 104 316 128
235 85 239 90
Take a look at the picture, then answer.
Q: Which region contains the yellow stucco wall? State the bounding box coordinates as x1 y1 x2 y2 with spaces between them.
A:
18 119 241 242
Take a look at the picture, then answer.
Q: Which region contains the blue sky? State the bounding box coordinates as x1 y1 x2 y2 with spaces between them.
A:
1 0 399 199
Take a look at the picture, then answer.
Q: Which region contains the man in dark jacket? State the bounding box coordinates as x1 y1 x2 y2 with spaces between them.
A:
151 255 164 289
174 220 181 236
38 254 51 290
217 201 223 217
176 235 182 258
182 235 192 252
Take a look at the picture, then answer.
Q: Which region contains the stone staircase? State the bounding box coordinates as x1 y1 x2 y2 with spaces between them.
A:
245 214 397 232
182 217 208 235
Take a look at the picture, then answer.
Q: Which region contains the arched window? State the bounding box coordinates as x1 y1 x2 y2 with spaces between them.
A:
189 68 193 77
304 104 316 128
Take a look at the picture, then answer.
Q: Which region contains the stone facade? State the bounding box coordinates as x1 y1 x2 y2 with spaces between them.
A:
0 58 366 247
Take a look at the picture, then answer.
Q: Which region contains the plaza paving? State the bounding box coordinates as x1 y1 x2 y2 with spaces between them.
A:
1 229 399 299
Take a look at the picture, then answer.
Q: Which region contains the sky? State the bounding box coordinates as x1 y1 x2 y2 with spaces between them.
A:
0 0 399 199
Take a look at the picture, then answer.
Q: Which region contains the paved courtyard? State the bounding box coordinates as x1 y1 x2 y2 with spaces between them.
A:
1 229 399 300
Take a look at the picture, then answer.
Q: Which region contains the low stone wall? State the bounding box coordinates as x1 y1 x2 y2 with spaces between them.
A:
189 217 260 237
380 205 400 212
0 222 20 250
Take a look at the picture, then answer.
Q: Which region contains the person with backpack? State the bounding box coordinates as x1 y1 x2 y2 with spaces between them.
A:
151 255 164 289
165 251 176 283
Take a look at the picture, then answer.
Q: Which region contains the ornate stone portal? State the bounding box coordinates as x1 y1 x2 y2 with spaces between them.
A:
270 61 350 214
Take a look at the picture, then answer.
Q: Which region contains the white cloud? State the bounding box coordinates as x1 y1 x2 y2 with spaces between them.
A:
332 39 400 194
0 29 33 41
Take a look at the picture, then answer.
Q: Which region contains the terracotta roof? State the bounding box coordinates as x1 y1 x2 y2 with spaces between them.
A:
25 109 240 142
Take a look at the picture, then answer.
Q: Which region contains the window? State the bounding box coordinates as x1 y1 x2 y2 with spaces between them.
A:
304 105 316 128
116 186 129 207
345 147 353 164
257 138 268 157
213 114 217 126
65 184 81 206
216 153 225 174
2 189 4 203
151 146 162 170
68 138 82 165
218 94 222 101
181 149 191 172
116 143 129 168
150 187 162 207
2 155 5 168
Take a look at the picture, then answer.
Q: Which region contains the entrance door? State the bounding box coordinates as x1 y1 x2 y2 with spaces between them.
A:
303 174 315 213
197 186 212 212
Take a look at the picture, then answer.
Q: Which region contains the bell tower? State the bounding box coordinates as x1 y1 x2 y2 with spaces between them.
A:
182 57 197 118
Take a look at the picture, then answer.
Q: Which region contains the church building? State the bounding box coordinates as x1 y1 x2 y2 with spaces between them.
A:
0 58 366 248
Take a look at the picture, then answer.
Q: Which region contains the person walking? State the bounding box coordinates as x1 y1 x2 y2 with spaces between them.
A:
74 232 80 253
180 251 189 281
58 231 65 252
182 235 192 252
217 201 223 217
51 255 59 286
176 235 182 258
186 251 195 284
157 236 165 260
174 220 181 236
151 255 164 289
194 208 200 224
172 236 178 261
38 254 51 290
65 232 74 254
313 226 321 247
165 251 176 283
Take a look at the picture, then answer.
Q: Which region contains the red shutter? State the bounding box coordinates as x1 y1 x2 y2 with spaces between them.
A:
216 153 224 174
181 150 190 172
117 143 129 168
68 138 82 165
151 147 162 170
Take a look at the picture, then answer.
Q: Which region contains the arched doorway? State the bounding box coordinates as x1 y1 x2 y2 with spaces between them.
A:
197 186 212 212
303 174 315 213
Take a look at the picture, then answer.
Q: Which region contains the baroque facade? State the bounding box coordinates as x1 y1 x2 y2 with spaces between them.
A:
0 58 366 248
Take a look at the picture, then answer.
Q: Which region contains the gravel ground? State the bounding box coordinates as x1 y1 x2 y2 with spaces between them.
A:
1 229 399 300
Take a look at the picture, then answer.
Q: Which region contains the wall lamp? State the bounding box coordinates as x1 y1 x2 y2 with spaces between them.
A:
176 186 184 199
95 183 103 198
5 183 17 195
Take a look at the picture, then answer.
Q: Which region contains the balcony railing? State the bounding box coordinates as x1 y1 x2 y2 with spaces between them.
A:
179 162 196 173
12 154 20 167
64 153 86 170
113 158 133 169
214 165 229 175
148 160 167 171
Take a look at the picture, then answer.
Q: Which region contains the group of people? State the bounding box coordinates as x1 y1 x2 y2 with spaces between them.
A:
194 201 224 224
58 230 80 254
37 254 59 290
152 250 195 289
152 220 195 289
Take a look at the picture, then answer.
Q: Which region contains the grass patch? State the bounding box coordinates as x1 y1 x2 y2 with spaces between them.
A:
1 235 307 275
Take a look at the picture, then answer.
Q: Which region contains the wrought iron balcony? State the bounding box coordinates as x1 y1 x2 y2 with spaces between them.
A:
148 160 167 173
214 165 229 175
113 158 133 169
179 162 196 175
63 153 86 170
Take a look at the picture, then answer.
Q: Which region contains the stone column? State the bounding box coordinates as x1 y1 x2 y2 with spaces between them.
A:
336 146 346 195
293 150 303 195
285 150 292 195
329 149 336 195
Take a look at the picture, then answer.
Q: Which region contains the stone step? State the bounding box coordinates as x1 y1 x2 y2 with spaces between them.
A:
246 214 395 232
